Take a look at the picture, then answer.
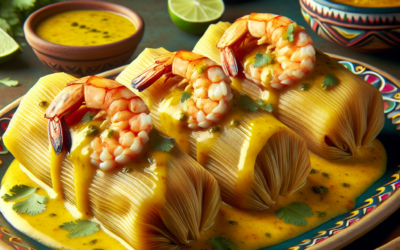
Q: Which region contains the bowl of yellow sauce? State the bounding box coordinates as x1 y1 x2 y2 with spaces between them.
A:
300 0 400 51
24 1 144 76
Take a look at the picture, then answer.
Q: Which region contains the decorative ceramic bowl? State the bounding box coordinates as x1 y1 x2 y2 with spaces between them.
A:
300 0 400 51
24 1 144 77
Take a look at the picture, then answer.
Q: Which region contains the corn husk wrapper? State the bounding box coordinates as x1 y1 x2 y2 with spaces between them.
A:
3 73 221 250
193 22 384 160
116 48 311 210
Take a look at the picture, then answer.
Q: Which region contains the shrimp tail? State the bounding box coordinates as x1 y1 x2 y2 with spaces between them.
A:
131 52 176 92
220 47 239 77
48 118 71 154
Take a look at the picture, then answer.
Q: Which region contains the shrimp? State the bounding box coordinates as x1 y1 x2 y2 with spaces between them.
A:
132 50 233 129
217 13 316 90
45 76 152 171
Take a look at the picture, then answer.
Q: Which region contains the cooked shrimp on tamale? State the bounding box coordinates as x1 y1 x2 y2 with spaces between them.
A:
132 50 233 129
45 76 152 171
217 13 315 89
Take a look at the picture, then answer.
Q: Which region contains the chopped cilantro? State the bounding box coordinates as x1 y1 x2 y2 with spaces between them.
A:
2 185 37 201
196 63 207 74
343 183 350 187
86 125 99 137
265 233 271 237
12 193 48 215
228 220 238 226
238 94 258 112
300 84 310 91
149 130 175 152
0 77 18 87
312 186 328 194
257 99 273 112
59 220 99 238
210 236 237 250
180 92 192 103
81 111 96 124
322 74 339 90
107 129 114 138
287 23 294 42
310 169 319 174
39 101 48 108
322 172 329 179
209 125 220 133
317 211 327 217
275 202 313 226
253 52 273 68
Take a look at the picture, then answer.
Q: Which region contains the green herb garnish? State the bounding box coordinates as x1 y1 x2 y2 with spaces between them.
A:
317 211 327 217
86 125 99 137
2 185 48 215
81 111 96 124
287 23 294 42
312 186 328 194
322 172 329 179
210 236 237 250
230 119 239 127
178 112 187 121
322 74 339 90
300 84 310 91
253 52 273 68
107 129 114 138
180 92 192 103
196 63 207 74
265 233 271 237
343 183 350 187
209 125 220 133
238 94 258 112
149 129 175 152
310 169 318 174
0 77 18 87
59 220 99 238
228 220 238 226
257 99 273 112
121 167 131 174
275 202 313 226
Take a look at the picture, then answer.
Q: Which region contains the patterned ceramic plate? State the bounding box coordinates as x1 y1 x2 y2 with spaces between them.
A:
0 55 399 250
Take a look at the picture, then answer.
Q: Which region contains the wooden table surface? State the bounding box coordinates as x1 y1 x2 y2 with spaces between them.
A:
0 0 399 249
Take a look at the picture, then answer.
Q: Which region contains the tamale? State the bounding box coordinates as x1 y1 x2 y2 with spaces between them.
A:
193 22 384 160
116 48 311 210
3 73 221 250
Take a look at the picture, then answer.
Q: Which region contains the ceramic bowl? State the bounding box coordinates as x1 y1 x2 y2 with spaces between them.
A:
300 0 400 51
24 0 144 77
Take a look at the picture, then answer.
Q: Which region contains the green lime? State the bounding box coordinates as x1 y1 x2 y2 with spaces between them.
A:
0 28 22 64
168 0 224 35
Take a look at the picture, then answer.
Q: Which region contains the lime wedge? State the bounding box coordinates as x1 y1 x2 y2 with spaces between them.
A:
0 28 22 64
168 0 224 35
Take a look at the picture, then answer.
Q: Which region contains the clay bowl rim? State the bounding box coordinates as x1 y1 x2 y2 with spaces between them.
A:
24 0 144 60
313 0 400 14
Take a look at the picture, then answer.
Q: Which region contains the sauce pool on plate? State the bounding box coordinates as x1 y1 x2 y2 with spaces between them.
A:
36 10 136 46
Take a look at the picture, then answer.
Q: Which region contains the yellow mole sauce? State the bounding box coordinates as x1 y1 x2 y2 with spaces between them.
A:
1 106 386 250
36 10 136 46
330 0 400 7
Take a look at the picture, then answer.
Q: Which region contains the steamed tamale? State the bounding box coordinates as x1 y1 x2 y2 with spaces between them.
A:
193 22 384 160
3 73 221 250
116 48 311 210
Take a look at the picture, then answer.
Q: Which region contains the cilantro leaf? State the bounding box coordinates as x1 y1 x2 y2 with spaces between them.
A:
59 220 99 238
81 111 96 124
322 74 339 90
107 129 114 138
2 185 37 201
253 52 273 68
149 129 175 152
210 236 237 250
13 193 48 215
0 77 19 87
287 23 294 42
299 83 310 91
257 100 273 112
238 94 258 112
180 92 191 103
275 202 313 226
13 0 36 10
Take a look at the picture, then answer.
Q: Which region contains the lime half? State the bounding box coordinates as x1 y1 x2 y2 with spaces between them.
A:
168 0 224 35
0 28 22 64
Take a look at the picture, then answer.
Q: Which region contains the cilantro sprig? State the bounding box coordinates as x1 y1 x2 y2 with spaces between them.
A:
322 74 339 90
275 202 314 226
81 111 96 124
59 220 99 238
210 236 237 250
2 185 48 215
287 23 295 42
180 92 192 103
238 94 258 111
0 77 18 87
257 100 273 112
149 129 175 152
253 52 273 68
